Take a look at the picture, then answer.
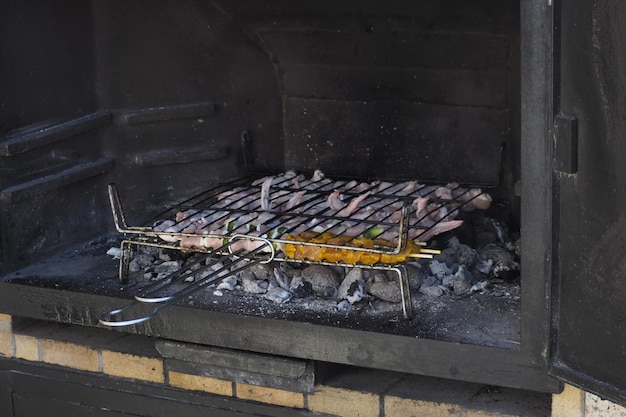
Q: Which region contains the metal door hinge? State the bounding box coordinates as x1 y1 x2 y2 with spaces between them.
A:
553 114 578 174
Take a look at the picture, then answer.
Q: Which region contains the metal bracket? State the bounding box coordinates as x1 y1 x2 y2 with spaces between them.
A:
553 114 578 174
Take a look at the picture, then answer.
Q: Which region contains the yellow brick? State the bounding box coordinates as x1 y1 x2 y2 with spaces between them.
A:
466 410 525 417
14 333 39 362
236 383 304 409
0 314 11 334
307 385 380 417
584 392 626 417
466 411 496 417
552 384 584 417
0 332 13 357
40 339 98 372
168 371 233 397
101 350 164 383
384 396 461 417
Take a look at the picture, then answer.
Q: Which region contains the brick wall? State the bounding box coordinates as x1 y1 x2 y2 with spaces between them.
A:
0 313 623 417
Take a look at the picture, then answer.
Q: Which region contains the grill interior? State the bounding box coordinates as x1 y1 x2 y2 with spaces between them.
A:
0 0 522 350
0 0 562 394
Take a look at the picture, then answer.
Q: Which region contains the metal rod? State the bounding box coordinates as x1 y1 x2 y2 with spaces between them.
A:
99 239 274 327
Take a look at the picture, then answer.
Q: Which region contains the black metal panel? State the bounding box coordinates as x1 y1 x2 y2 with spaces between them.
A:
551 0 626 406
0 358 327 417
212 0 520 188
0 282 560 393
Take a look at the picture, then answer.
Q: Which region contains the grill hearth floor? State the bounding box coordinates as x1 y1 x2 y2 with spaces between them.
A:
2 235 520 349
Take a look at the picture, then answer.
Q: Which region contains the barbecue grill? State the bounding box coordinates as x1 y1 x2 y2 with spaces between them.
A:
2 0 626 413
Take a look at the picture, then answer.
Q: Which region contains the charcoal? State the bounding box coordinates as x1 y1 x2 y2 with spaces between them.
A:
479 243 520 279
470 280 492 293
493 260 520 279
441 273 455 288
301 265 341 295
338 269 364 301
273 267 292 291
435 247 457 267
153 260 182 274
406 263 427 289
158 249 178 262
345 281 364 304
452 265 474 296
129 253 155 272
194 267 216 281
475 259 494 275
368 273 401 303
216 276 237 291
106 247 122 259
290 277 313 298
279 262 299 277
264 287 292 303
421 275 438 288
320 286 338 298
182 271 195 283
336 300 352 313
137 245 163 258
420 285 444 297
248 263 274 281
429 260 451 280
480 243 515 264
456 244 479 268
241 272 268 294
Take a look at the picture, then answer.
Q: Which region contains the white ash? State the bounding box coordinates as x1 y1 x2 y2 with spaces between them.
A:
273 267 292 292
264 287 292 303
420 285 444 297
216 276 238 291
337 269 365 304
106 247 122 259
429 260 452 280
240 269 268 294
452 265 473 296
336 299 353 313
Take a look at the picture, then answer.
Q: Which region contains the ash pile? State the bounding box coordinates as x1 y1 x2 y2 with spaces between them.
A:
112 212 520 314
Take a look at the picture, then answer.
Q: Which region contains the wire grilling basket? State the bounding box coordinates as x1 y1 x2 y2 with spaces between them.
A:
100 170 492 326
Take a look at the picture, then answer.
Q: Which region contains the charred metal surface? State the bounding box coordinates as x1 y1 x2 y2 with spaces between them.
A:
117 102 217 125
0 112 112 156
553 114 578 174
157 340 315 393
0 158 115 204
550 0 626 405
0 279 558 393
131 145 229 167
0 358 324 416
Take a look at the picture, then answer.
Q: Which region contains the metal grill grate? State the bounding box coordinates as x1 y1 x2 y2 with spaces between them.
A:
102 172 491 325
